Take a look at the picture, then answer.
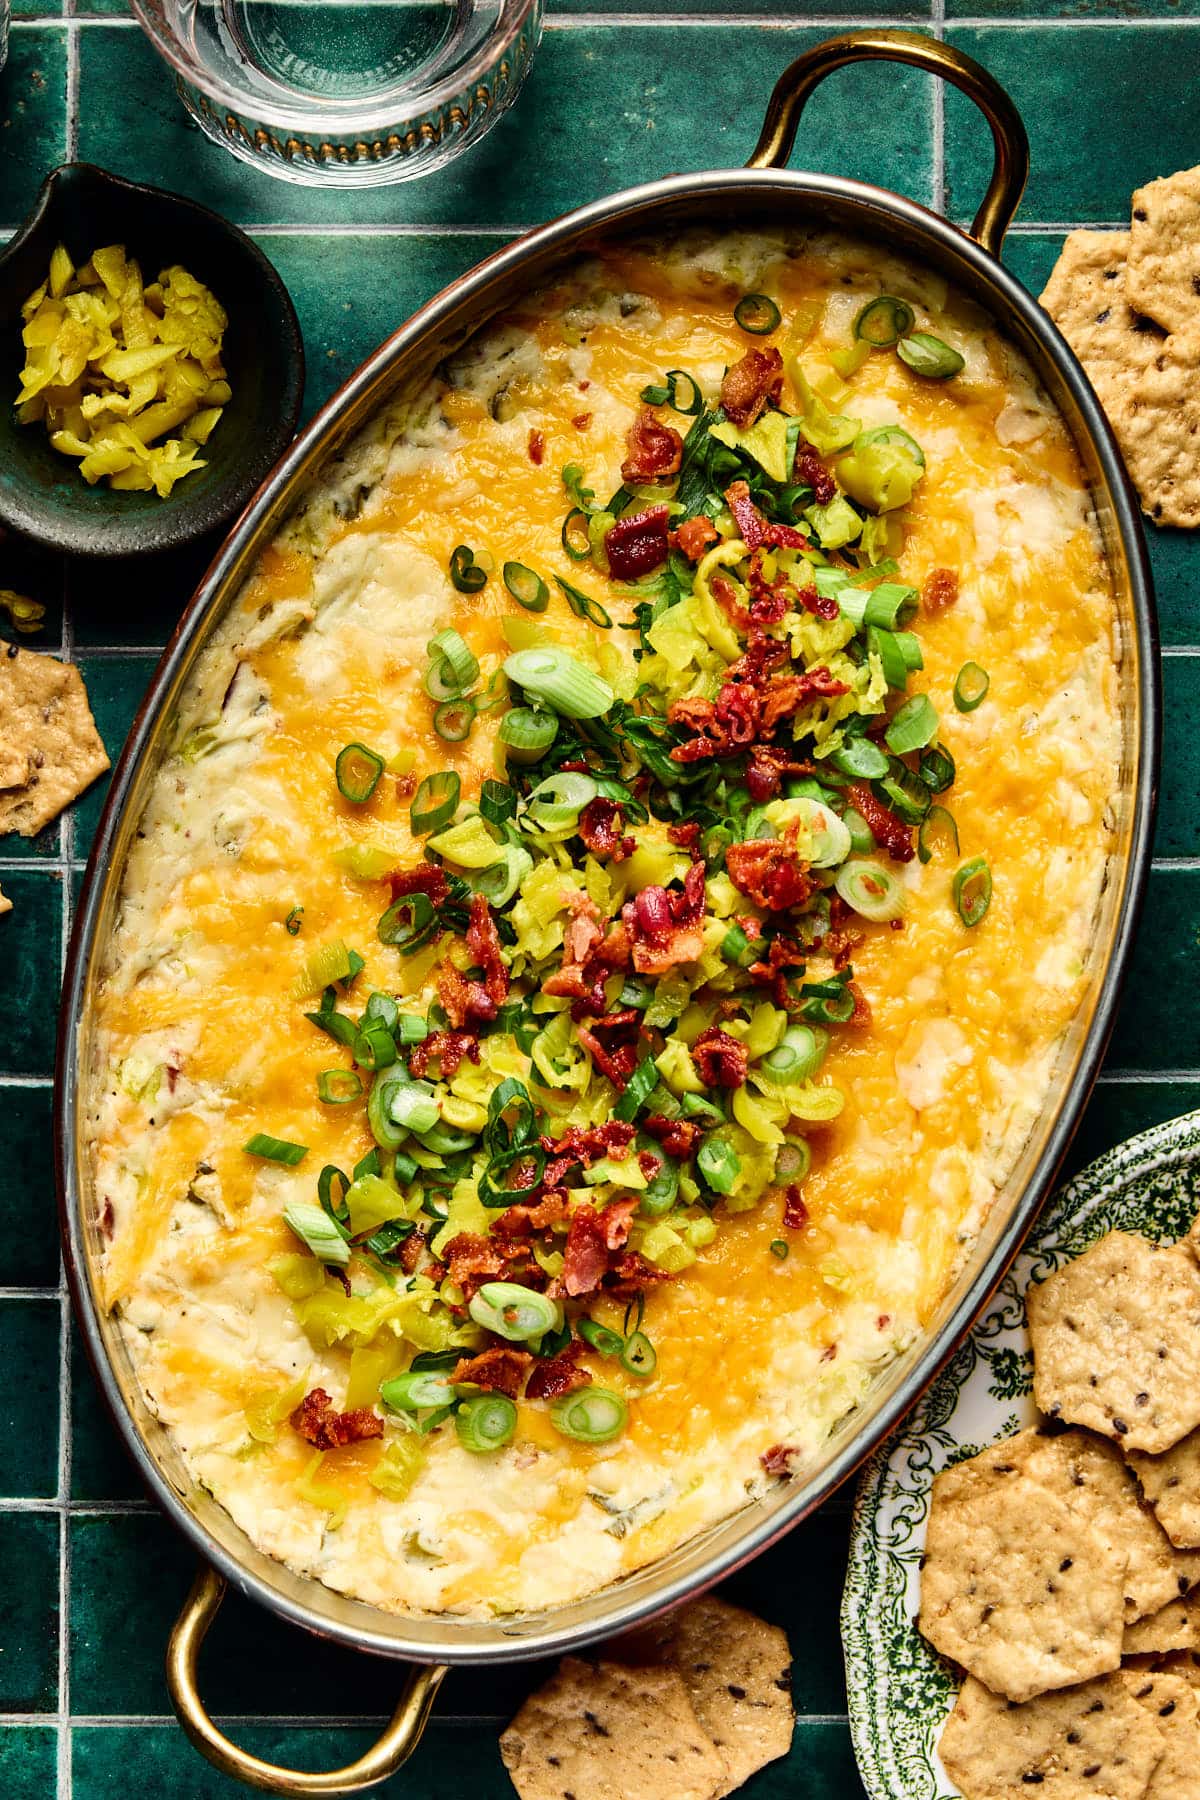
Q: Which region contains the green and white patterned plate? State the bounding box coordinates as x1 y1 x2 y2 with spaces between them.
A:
841 1108 1200 1800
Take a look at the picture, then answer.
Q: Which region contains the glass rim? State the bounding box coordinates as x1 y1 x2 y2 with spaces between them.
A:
128 0 540 135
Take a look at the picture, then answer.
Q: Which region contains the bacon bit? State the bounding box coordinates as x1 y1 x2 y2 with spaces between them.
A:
622 862 706 976
492 1190 572 1236
797 582 840 622
290 1388 383 1451
437 965 496 1031
441 1232 508 1293
845 782 915 864
667 820 702 855
641 1114 703 1158
387 861 451 906
562 1206 609 1298
578 797 635 862
97 1197 115 1239
760 1443 798 1478
794 444 835 506
621 408 683 485
399 1229 426 1275
606 1250 674 1298
877 1313 891 1331
541 1121 637 1187
922 566 959 614
396 773 416 800
668 661 848 769
467 894 509 1008
572 412 592 431
847 981 871 1029
720 347 783 429
526 1341 591 1401
407 1029 480 1081
605 504 670 581
690 1025 749 1089
577 1008 644 1088
782 1184 809 1230
451 1347 533 1398
528 429 545 466
671 514 720 562
638 1149 662 1181
820 1343 838 1363
745 743 815 804
544 894 631 1015
725 478 767 550
726 839 816 912
821 925 862 970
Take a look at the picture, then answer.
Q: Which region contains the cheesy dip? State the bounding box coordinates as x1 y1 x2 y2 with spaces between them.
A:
85 230 1120 1618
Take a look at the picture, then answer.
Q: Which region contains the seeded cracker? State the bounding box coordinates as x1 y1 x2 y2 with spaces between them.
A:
1112 331 1200 529
1039 231 1164 417
0 646 109 838
613 1595 794 1797
1129 1430 1200 1549
1123 1589 1200 1656
1127 166 1200 336
500 1658 725 1800
1027 1233 1200 1454
1122 1669 1200 1800
919 1458 1126 1701
939 1672 1165 1800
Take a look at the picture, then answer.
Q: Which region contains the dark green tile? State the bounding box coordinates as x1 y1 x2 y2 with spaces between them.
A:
76 26 936 228
70 1332 144 1502
0 1300 59 1497
0 1728 56 1798
71 657 157 858
949 0 1200 17
1107 870 1200 1070
1002 229 1065 299
1151 541 1200 646
0 29 68 231
945 28 1200 227
0 870 64 1077
0 1084 60 1288
1062 1079 1200 1184
1156 655 1200 857
0 1514 58 1711
69 538 219 648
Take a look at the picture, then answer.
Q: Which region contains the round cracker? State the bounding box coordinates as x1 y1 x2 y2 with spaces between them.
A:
940 1672 1165 1800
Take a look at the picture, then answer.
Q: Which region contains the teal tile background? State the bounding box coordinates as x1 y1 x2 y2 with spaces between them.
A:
1 3 1198 1796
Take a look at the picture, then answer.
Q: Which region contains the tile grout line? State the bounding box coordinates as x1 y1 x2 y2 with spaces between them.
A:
55 556 74 1797
15 8 1200 22
931 0 945 216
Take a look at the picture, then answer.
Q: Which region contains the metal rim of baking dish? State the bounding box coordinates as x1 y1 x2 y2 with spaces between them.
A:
54 30 1160 1797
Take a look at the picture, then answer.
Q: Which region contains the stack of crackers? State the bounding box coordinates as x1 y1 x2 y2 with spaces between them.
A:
500 1596 794 1800
1040 165 1200 528
922 1224 1200 1798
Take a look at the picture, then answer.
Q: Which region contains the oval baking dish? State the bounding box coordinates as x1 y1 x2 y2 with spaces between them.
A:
56 31 1158 1797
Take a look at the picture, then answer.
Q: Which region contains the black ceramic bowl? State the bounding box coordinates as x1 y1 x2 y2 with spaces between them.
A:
0 163 304 557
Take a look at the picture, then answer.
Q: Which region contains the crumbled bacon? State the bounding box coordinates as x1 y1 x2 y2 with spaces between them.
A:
290 1388 383 1451
386 861 451 906
605 504 670 581
845 781 915 864
606 1250 674 1298
641 1114 703 1158
407 1029 480 1081
572 412 592 430
399 1228 426 1275
467 894 508 1007
578 797 635 862
621 408 683 484
760 1443 798 1477
725 478 767 550
540 1121 636 1188
748 933 809 1009
622 862 706 976
437 964 498 1030
492 1190 572 1236
528 428 545 466
667 821 702 855
690 1025 749 1089
847 980 872 1029
794 444 835 506
745 743 817 804
782 1184 809 1230
440 1232 511 1295
726 839 817 912
796 582 839 622
451 1347 533 1398
526 1340 592 1400
671 515 720 562
577 1008 644 1088
922 566 959 614
562 1198 643 1298
544 894 631 1015
720 347 783 429
668 663 848 768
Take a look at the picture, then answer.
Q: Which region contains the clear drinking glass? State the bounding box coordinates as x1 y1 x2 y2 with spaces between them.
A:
129 0 543 187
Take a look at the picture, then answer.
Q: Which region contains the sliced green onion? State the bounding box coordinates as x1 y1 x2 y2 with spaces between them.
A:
317 1069 363 1105
292 938 356 1000
396 1014 428 1045
428 628 479 692
476 668 508 714
682 1093 725 1126
640 1155 679 1218
549 1387 628 1443
503 562 549 611
411 770 460 835
877 763 931 825
562 508 592 562
613 1056 661 1123
842 807 876 855
620 1331 656 1377
885 694 939 756
521 770 598 837
423 656 465 703
854 295 915 347
470 844 533 908
498 706 558 765
770 1239 789 1260
776 1138 812 1181
283 1201 349 1265
244 1133 308 1165
721 924 759 969
953 857 992 927
954 661 990 712
353 1019 398 1073
449 544 487 593
835 858 906 923
869 626 911 690
640 369 702 415
376 891 437 955
862 582 919 631
897 332 964 380
554 576 612 630
416 1120 477 1156
455 1392 517 1453
733 293 781 335
388 1081 440 1136
697 1136 741 1195
579 1318 625 1357
335 743 384 805
479 1144 545 1208
759 1025 827 1086
831 737 890 781
919 743 956 794
468 1281 563 1343
364 991 399 1032
480 778 517 825
284 905 303 936
433 698 476 743
918 804 960 866
380 1369 457 1412
503 648 614 720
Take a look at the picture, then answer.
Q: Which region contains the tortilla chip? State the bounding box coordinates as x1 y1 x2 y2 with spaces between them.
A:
1127 166 1200 336
0 646 109 837
939 1671 1165 1800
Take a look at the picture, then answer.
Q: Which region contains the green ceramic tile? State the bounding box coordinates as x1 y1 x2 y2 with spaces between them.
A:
1002 229 1064 299
1155 655 1200 858
0 1514 58 1711
68 539 219 649
0 29 68 231
0 1300 59 1496
76 26 936 229
1107 870 1200 1070
948 0 1200 17
71 656 158 859
0 1084 60 1288
0 1728 56 1799
69 1332 144 1502
1061 1079 1200 1184
1151 539 1200 646
0 870 63 1077
945 28 1200 227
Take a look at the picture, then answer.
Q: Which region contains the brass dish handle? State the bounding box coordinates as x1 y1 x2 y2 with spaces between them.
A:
166 1566 448 1795
747 29 1029 259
